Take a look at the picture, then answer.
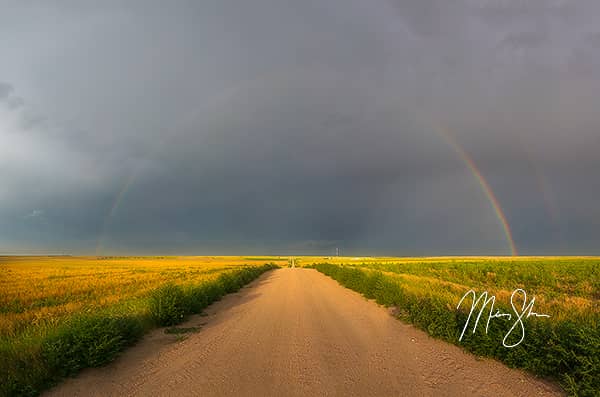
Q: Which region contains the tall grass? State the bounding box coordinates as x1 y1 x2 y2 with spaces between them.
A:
0 264 276 397
312 262 599 397
0 256 287 339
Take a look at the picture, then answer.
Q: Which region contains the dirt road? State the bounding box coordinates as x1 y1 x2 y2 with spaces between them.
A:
45 268 562 396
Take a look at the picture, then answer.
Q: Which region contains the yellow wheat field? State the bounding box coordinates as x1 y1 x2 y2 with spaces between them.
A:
0 256 287 338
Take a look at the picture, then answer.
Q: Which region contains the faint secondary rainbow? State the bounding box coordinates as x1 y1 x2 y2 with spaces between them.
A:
94 67 331 255
433 124 517 256
96 171 139 255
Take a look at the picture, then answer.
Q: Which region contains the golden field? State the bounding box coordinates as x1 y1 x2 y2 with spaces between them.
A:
2 255 598 340
0 256 288 339
1 256 280 396
1 255 598 396
325 256 599 321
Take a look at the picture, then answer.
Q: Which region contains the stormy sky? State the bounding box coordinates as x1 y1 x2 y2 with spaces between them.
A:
1 0 599 255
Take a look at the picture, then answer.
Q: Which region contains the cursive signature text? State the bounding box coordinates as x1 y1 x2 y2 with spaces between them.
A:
456 288 550 348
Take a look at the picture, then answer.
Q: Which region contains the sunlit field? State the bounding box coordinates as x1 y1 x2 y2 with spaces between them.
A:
310 257 599 396
1 256 598 396
2 255 596 341
313 256 599 319
0 256 286 338
0 256 281 396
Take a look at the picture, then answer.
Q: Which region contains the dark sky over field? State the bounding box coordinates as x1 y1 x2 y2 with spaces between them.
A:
1 1 599 255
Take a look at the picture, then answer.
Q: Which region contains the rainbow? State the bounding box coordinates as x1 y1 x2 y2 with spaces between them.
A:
95 67 519 256
95 68 312 255
96 173 138 255
433 124 517 256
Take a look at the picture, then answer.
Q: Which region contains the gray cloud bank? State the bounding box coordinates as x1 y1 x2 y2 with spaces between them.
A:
1 0 599 255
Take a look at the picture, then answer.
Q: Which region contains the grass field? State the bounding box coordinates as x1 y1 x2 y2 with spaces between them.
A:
310 257 599 396
0 256 282 396
1 256 598 396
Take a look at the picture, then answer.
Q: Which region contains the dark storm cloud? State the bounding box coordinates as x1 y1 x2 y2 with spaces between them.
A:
2 0 600 255
474 1 579 25
0 82 23 110
499 31 547 50
390 0 466 38
0 82 13 99
586 32 600 47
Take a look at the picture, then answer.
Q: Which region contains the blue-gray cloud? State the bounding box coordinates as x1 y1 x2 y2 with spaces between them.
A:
1 0 599 255
0 82 13 99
